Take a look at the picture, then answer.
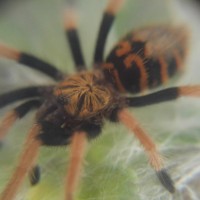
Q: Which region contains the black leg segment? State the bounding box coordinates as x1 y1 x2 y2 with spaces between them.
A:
126 87 179 107
64 6 86 71
94 12 114 64
0 43 64 80
0 86 53 109
156 169 175 193
66 29 86 70
93 0 125 65
79 123 102 139
14 99 42 118
29 165 41 186
19 53 64 80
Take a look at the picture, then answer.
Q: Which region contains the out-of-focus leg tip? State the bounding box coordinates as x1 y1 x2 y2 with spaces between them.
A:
0 141 4 149
66 193 73 200
29 165 41 186
156 169 176 193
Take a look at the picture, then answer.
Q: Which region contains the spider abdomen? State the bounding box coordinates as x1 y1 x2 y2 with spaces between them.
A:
103 25 189 93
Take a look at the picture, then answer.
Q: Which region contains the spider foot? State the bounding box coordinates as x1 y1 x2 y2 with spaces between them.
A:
156 169 175 193
29 165 41 186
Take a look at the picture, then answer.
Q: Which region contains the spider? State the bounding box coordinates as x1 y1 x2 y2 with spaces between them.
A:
0 0 200 199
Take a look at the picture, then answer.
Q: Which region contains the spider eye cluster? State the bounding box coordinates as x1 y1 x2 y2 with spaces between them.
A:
54 72 112 119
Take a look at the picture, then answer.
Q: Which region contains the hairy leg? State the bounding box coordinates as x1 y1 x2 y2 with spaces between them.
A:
94 0 125 65
127 85 200 107
64 3 86 71
0 124 41 200
0 43 64 80
0 100 41 141
65 131 88 200
117 109 175 193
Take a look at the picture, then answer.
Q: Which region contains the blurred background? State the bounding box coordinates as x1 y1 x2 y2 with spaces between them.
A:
0 0 200 199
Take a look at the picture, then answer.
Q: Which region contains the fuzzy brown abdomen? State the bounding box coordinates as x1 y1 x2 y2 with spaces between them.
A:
103 25 189 93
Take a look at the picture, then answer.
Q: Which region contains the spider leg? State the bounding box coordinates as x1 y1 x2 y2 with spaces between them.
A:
0 99 41 142
0 85 53 109
0 124 41 200
93 0 125 65
65 131 88 200
0 111 17 145
29 165 41 186
0 100 42 188
117 109 175 193
126 85 200 107
64 3 86 71
0 43 64 80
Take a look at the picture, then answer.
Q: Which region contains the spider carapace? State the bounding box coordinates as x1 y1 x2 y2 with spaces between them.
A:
0 0 199 200
53 71 113 119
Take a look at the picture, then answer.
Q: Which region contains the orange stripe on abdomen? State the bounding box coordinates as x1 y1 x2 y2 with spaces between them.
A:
103 63 126 92
159 57 168 84
124 54 148 91
173 49 183 71
116 41 132 57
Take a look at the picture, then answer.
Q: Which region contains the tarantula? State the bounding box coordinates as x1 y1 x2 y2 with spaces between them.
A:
0 0 200 200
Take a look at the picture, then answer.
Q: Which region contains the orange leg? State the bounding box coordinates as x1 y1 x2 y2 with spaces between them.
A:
0 43 20 60
118 109 175 193
0 124 41 200
179 85 200 96
0 100 41 143
106 0 125 15
65 131 88 200
0 111 17 142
